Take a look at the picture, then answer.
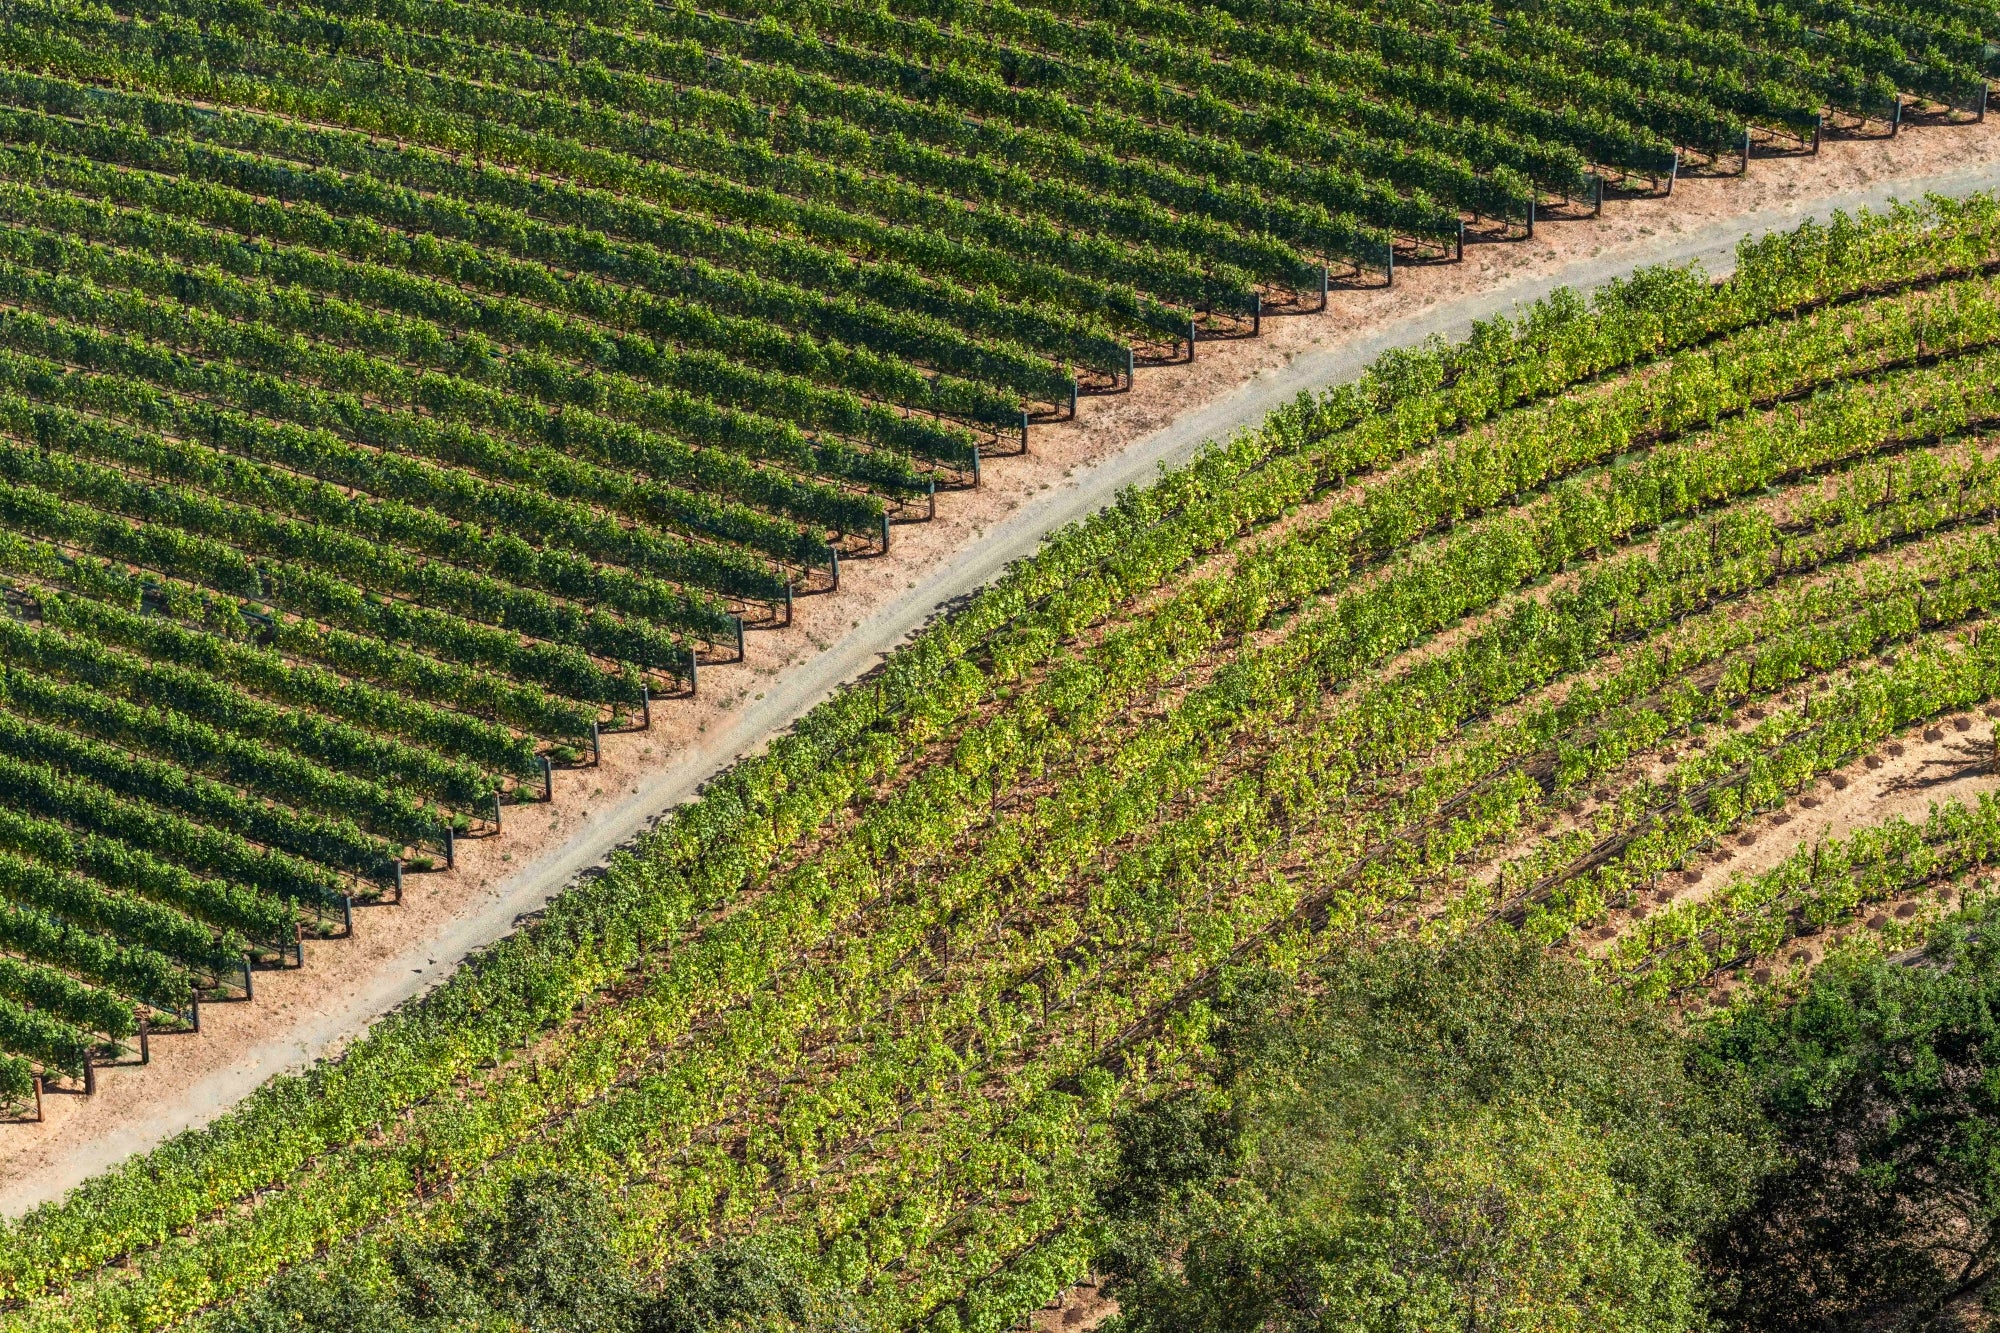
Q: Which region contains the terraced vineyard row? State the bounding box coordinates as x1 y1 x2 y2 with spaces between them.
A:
1 196 1998 1331
0 0 1993 1107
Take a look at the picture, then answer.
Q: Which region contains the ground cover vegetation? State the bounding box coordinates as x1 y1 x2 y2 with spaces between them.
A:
8 195 2000 1330
0 0 1994 1100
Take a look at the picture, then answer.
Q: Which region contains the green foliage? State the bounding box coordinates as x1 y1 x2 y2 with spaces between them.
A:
643 1242 869 1333
1097 934 1769 1333
1703 899 2000 1330
222 1175 639 1333
219 1177 868 1333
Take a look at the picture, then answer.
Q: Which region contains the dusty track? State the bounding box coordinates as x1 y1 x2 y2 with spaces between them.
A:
7 125 2000 1215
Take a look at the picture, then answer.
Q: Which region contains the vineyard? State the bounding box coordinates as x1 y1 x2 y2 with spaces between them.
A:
0 193 1991 1328
0 0 1990 1111
0 0 1997 1322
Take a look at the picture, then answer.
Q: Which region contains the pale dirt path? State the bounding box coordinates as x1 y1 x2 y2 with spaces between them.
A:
6 122 2000 1214
1605 706 2000 988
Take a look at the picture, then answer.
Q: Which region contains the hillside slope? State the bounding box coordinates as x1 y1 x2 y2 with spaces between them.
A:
10 192 2000 1333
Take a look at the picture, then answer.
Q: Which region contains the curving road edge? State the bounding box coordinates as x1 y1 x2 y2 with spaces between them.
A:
11 159 2000 1216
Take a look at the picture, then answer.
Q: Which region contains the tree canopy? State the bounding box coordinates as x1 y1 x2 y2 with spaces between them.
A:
1096 932 1770 1333
1702 898 2000 1332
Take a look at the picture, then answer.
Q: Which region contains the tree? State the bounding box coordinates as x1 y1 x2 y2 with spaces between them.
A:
1703 898 2000 1332
641 1240 869 1333
1096 931 1769 1333
394 1173 640 1333
219 1175 866 1333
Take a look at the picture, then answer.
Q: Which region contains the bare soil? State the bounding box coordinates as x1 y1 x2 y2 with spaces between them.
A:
1028 1280 1120 1333
4 118 1999 1206
1634 702 2000 973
